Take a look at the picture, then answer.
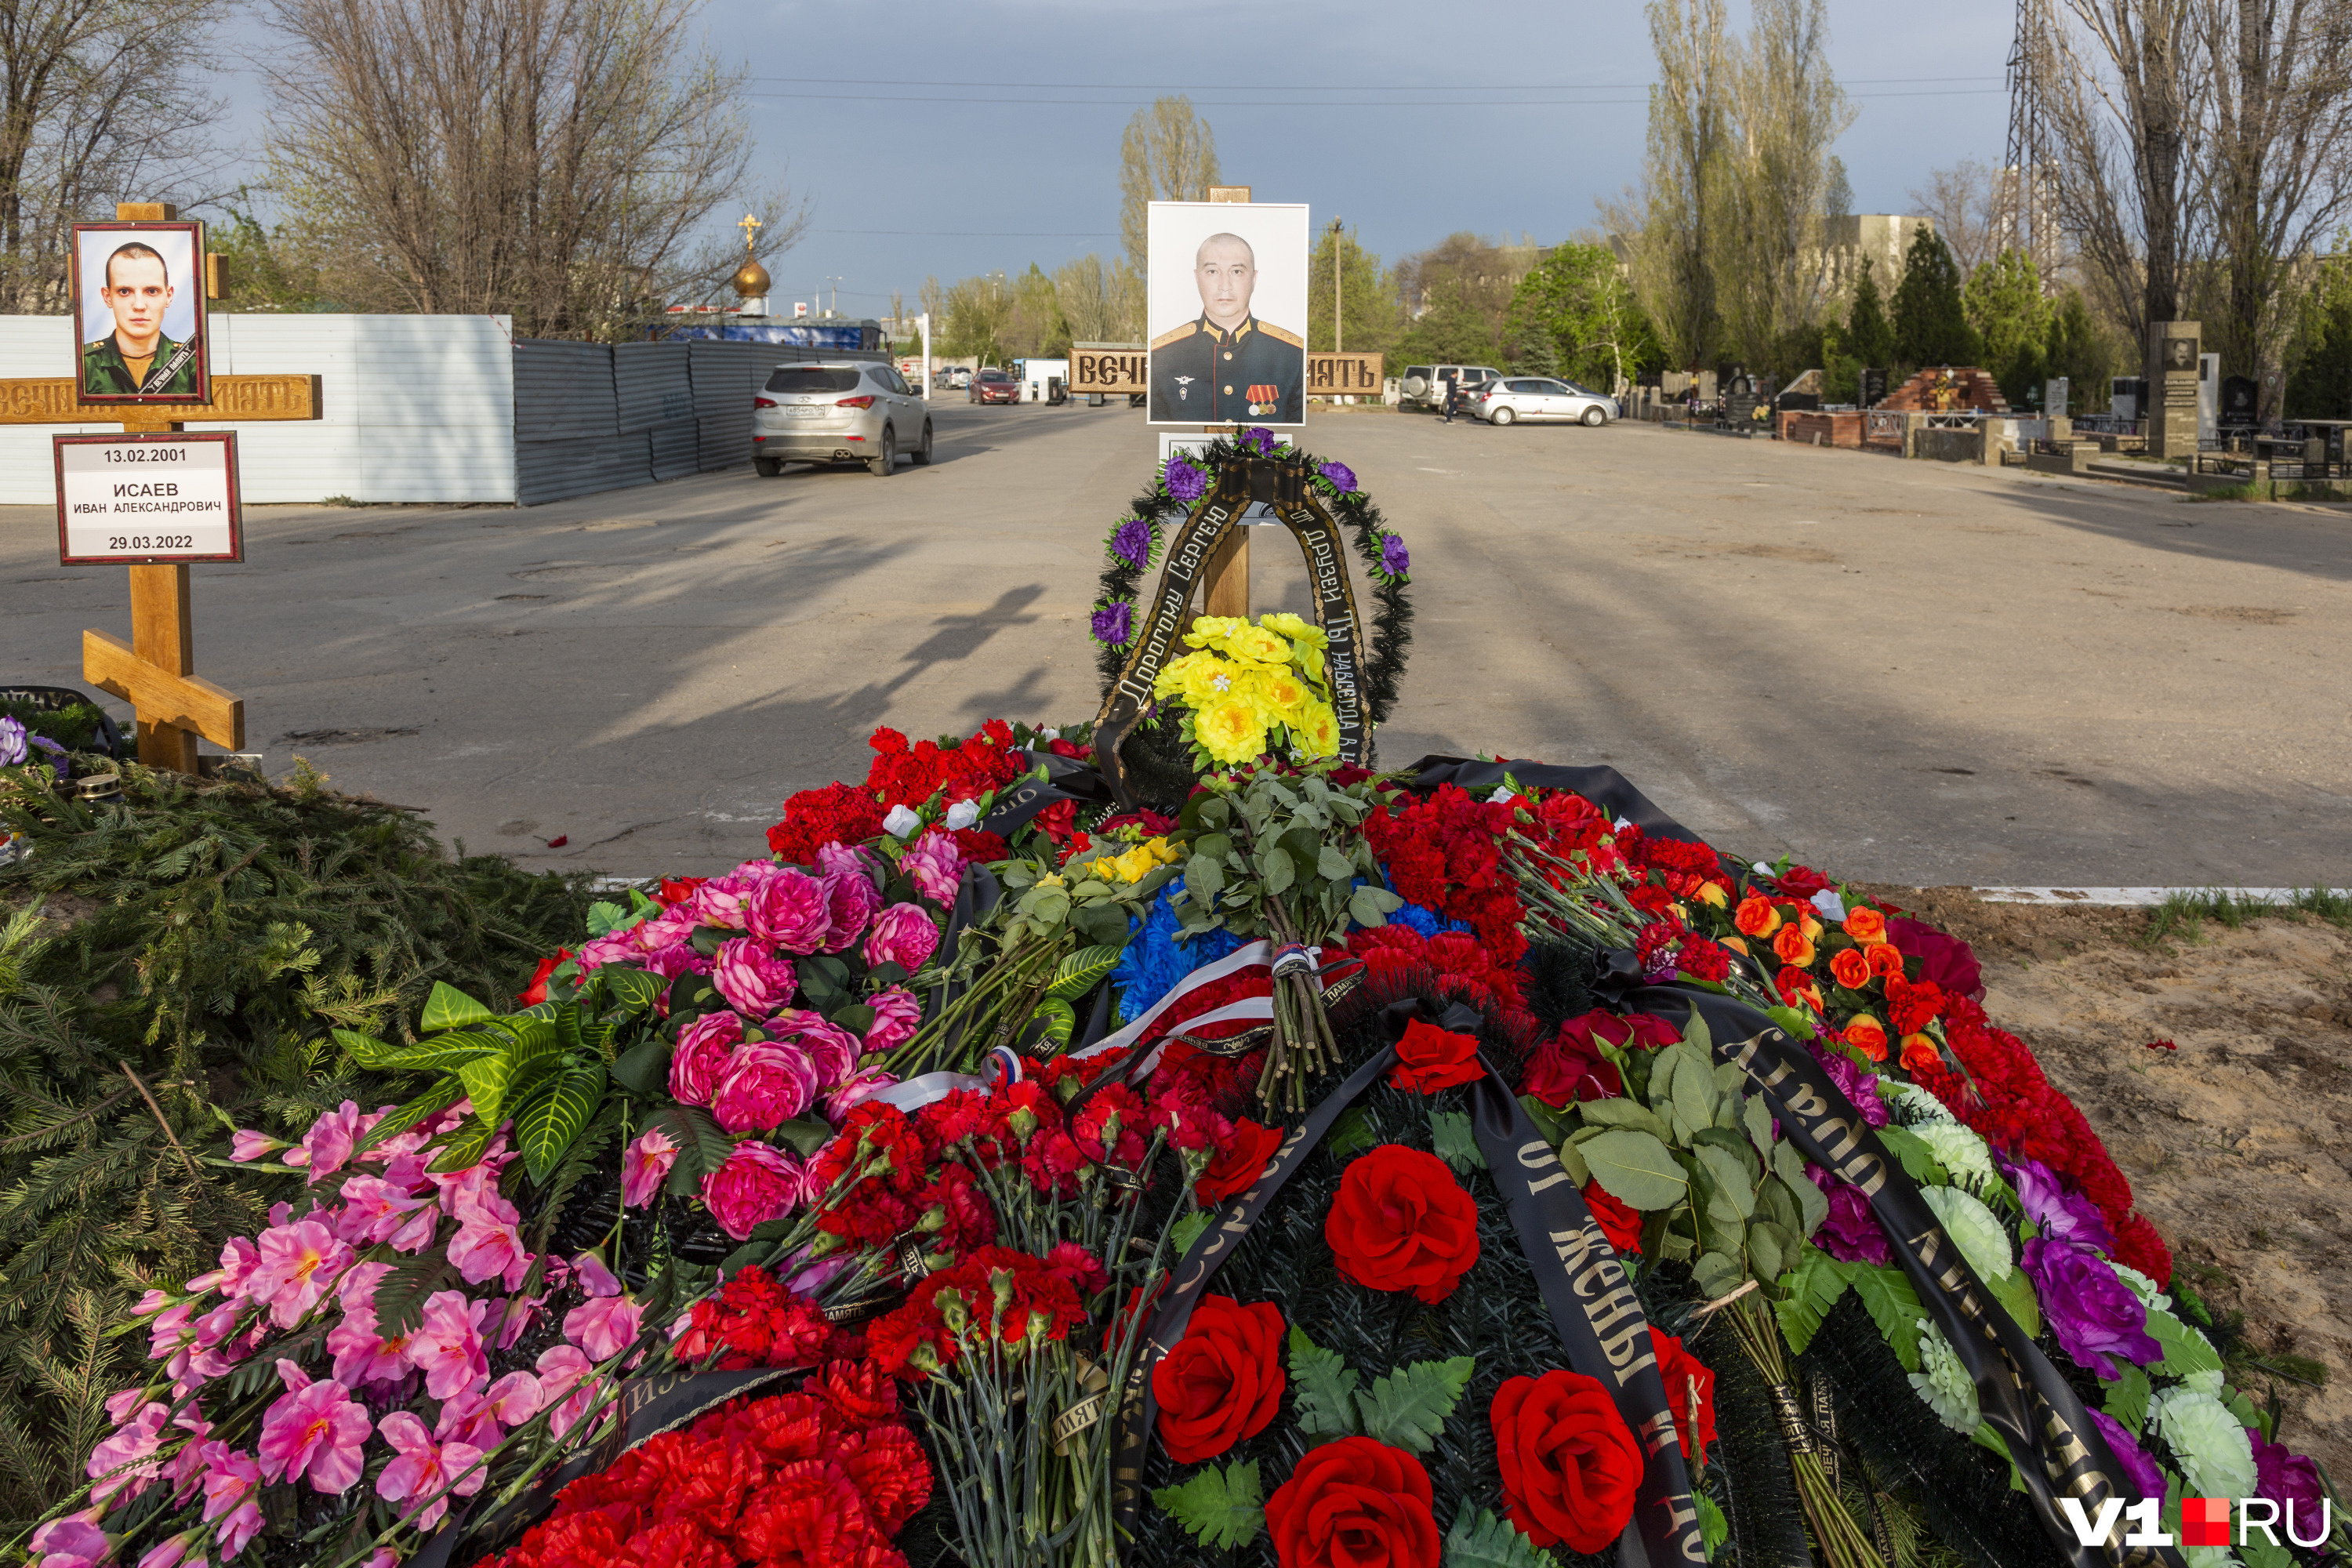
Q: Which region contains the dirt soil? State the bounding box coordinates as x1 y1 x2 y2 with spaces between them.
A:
1858 886 2352 1483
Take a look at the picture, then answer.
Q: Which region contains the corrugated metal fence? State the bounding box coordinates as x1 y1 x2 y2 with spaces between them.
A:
511 338 774 506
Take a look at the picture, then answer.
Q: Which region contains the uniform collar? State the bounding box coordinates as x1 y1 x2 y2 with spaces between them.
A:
1200 314 1254 345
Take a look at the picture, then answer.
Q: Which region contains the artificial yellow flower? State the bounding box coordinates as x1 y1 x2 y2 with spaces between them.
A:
1254 664 1312 721
1220 624 1292 666
1294 701 1341 758
1036 872 1065 888
1293 639 1327 688
1107 845 1160 882
1193 695 1268 765
1154 650 1218 702
1139 835 1181 865
1182 615 1248 651
1260 612 1328 650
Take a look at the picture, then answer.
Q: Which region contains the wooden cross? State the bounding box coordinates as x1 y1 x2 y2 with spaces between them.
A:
0 201 324 773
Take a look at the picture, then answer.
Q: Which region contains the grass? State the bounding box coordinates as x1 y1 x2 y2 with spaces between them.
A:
2140 886 2352 946
2186 481 2263 503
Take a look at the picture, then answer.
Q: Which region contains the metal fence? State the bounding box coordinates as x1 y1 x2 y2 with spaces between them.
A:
511 338 783 506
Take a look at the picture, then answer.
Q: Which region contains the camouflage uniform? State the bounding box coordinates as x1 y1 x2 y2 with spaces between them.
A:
82 330 202 397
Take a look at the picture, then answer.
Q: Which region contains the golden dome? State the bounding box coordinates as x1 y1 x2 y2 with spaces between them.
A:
731 258 771 299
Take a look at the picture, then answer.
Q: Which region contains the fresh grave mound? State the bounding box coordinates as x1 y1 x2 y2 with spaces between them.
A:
21 437 2341 1568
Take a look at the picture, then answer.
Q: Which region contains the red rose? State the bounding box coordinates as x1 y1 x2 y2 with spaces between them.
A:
1152 1294 1287 1463
1389 1016 1484 1094
1326 1145 1479 1305
517 949 568 1008
1197 1119 1284 1208
1490 1370 1643 1552
1583 1180 1644 1254
1264 1436 1440 1568
1650 1328 1717 1464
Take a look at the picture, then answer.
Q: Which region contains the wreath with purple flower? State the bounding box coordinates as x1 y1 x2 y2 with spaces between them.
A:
1089 430 1414 745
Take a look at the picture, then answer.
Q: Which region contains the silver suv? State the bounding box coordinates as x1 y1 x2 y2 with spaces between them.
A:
753 361 933 477
1398 364 1505 413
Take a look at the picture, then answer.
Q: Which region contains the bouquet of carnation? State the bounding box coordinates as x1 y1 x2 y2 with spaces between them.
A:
1152 614 1340 770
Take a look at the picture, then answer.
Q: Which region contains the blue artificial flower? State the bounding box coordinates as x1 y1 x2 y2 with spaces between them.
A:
1109 876 1245 1023
1091 600 1134 647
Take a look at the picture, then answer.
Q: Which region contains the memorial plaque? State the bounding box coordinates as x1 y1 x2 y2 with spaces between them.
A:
55 431 241 564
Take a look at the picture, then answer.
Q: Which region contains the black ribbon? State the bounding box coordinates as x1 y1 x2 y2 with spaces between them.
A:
1268 479 1371 766
980 749 1117 840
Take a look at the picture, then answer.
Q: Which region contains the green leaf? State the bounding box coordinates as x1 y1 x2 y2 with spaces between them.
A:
1692 1249 1744 1298
517 1061 607 1184
331 1026 398 1067
601 967 663 1018
369 1029 509 1073
1346 885 1392 929
2103 1363 2151 1433
1029 997 1076 1047
1287 1327 1363 1441
1573 1097 1677 1145
1260 846 1296 895
1691 1144 1756 1221
1839 1261 1927 1373
371 1250 463 1338
1744 1094 1775 1162
1356 1356 1475 1454
1766 1004 1818 1041
1579 1127 1689 1210
648 1102 735 1185
361 1076 466 1152
1442 1505 1555 1568
2149 1310 2223 1377
1775 1244 1851 1355
1877 1125 1947 1185
427 1111 499 1173
1429 1111 1487 1174
1746 1218 1792 1282
1783 1171 1829 1240
1324 1106 1375 1161
612 1038 673 1097
421 981 497 1033
1697 1494 1730 1554
1316 845 1356 882
1151 1461 1264 1552
1985 1261 2042 1340
1047 944 1123 1000
1169 1210 1212 1256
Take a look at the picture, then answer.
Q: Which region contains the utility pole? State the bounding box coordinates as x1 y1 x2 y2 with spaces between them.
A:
825 276 843 316
1328 216 1345 354
2001 0 2050 282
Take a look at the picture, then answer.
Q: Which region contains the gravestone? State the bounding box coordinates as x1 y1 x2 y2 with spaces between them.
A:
1860 367 1889 408
2220 375 2257 434
2146 320 2200 458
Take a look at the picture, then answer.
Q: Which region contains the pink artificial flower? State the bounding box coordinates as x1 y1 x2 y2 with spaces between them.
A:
562 1295 644 1362
900 830 966 905
408 1290 490 1400
132 1288 172 1317
332 1175 428 1245
162 1406 212 1501
365 1552 397 1568
105 1387 149 1424
492 1290 545 1352
863 986 924 1054
434 1388 499 1450
572 932 641 971
146 1301 196 1367
430 1158 507 1219
88 1400 168 1507
227 1129 285 1163
862 902 940 973
818 869 880 954
713 936 796 1016
535 1344 600 1439
335 1260 394 1314
326 1302 413 1386
245 1220 354 1330
256 1377 370 1494
29 1519 112 1568
136 1531 194 1568
374 1411 486 1530
387 1202 441 1254
480 1370 544 1428
700 1140 804 1240
817 840 880 881
767 1010 861 1083
746 867 833 954
640 941 713 982
571 1251 622 1298
187 1235 259 1297
824 1066 901 1120
297 1102 373 1184
447 1206 532 1291
685 866 768 930
711 1042 818 1133
621 1127 679 1208
669 1011 745 1105
190 1299 245 1352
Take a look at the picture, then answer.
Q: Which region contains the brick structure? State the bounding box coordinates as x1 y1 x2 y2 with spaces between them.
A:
1779 410 1867 448
1877 367 2012 414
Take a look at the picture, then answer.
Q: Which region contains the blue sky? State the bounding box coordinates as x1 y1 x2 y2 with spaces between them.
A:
222 0 2019 314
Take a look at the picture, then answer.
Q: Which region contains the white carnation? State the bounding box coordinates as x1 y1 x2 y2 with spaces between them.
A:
1880 1079 1957 1126
2109 1261 2172 1316
1907 1318 1980 1433
2151 1388 2256 1502
1911 1120 1998 1192
1922 1183 2013 1283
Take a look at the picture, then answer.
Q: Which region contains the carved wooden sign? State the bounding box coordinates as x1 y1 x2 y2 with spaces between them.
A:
1071 343 1148 395
1307 353 1383 397
0 373 321 425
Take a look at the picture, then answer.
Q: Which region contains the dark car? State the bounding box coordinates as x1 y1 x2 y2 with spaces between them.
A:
968 368 1020 405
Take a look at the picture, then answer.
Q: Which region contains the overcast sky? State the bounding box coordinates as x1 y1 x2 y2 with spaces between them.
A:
225 0 2020 315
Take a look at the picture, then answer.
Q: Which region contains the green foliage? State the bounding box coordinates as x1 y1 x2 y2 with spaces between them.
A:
1287 1325 1363 1440
0 699 109 757
1443 1505 1558 1568
1151 1459 1265 1551
0 763 591 1528
1308 225 1404 357
1429 1109 1486 1174
1843 258 1894 368
2042 289 2113 418
1965 249 2049 408
1506 243 1663 390
1890 230 1980 370
1356 1356 1476 1454
2287 252 2352 420
1171 768 1399 945
209 196 336 314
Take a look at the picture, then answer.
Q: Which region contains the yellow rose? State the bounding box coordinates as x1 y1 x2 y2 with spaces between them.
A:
1256 664 1312 720
1182 615 1247 651
1294 701 1340 758
1153 650 1216 701
1192 696 1268 765
1145 836 1182 864
1221 624 1292 666
1109 846 1158 882
1036 872 1065 888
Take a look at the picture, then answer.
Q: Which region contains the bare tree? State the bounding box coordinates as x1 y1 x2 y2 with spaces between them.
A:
1053 253 1121 343
1602 0 1733 369
1118 96 1219 278
0 0 228 312
260 0 785 339
1908 158 2003 277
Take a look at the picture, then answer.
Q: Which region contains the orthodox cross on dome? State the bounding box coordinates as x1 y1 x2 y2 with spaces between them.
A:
738 212 762 255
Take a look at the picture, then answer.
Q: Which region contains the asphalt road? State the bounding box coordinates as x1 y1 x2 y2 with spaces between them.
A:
3 401 2347 885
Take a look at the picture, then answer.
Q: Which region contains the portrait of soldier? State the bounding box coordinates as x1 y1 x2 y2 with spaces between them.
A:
82 241 203 397
1149 231 1304 423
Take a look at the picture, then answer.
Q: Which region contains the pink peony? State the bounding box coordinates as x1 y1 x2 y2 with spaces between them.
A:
818 869 880 953
246 1220 354 1330
684 869 763 930
825 1065 901 1120
863 902 940 973
713 937 796 1017
669 1011 744 1105
701 1140 805 1240
768 1010 861 1084
863 986 924 1054
621 1127 679 1207
227 1129 285 1163
711 1042 819 1133
817 840 880 881
562 1295 644 1361
375 1410 486 1530
746 867 833 954
30 1519 113 1568
640 941 711 982
332 1174 428 1246
256 1377 370 1494
446 1206 532 1291
408 1290 490 1400
900 831 966 905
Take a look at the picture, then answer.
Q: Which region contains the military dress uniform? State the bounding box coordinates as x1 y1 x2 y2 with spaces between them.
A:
81 330 202 397
1149 314 1304 423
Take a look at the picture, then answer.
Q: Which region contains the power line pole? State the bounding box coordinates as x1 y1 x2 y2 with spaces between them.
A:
1327 216 1345 353
2002 0 2051 282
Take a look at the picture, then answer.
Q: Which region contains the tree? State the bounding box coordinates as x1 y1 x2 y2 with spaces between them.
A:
2285 254 2352 420
1907 158 2003 278
1508 242 1663 390
209 200 335 312
2043 287 2116 412
1967 249 2053 405
936 271 1014 363
261 0 776 339
1118 96 1219 278
1307 224 1402 355
0 0 227 312
1606 0 1733 368
1891 229 1980 367
1394 232 1537 365
1052 254 1123 345
1843 258 1893 365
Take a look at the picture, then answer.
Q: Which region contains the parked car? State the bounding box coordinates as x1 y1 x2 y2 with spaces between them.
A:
1475 377 1620 426
944 366 973 390
752 361 932 477
1398 364 1505 413
968 368 1020 405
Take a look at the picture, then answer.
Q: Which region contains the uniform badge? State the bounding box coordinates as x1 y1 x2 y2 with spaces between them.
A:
1175 376 1193 402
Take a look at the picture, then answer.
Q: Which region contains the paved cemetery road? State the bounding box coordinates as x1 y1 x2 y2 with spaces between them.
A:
4 402 2350 885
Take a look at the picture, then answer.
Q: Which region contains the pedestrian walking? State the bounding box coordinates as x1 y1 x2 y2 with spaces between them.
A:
1442 376 1459 424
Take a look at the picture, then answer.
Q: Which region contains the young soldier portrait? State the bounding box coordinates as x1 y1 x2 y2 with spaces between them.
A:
79 238 204 399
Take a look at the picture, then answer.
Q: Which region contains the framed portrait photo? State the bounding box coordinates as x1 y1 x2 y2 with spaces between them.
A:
70 220 210 405
1146 201 1308 427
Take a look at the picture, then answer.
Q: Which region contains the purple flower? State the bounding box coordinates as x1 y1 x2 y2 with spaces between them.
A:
0 717 24 767
1889 915 1984 1000
1810 1043 1888 1127
2023 1236 2161 1380
1091 601 1134 647
2249 1428 2326 1524
1109 517 1154 568
1809 1167 1890 1265
1378 532 1410 579
1164 456 1207 503
1240 426 1276 454
2002 1152 2118 1255
2090 1410 2165 1501
1317 461 1357 493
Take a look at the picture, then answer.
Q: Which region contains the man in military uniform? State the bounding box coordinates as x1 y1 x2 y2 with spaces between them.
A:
1149 232 1303 423
81 242 201 397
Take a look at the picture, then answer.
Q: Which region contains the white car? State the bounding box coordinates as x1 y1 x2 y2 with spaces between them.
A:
751 361 932 477
1476 377 1619 426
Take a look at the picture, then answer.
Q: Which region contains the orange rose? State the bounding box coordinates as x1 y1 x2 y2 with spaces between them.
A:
1843 1016 1889 1061
1693 881 1729 909
1798 911 1823 942
1733 895 1782 938
1722 935 1749 956
1842 906 1887 944
1899 1033 1941 1073
1772 924 1817 968
1828 948 1872 990
1774 967 1823 1011
1864 942 1907 979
